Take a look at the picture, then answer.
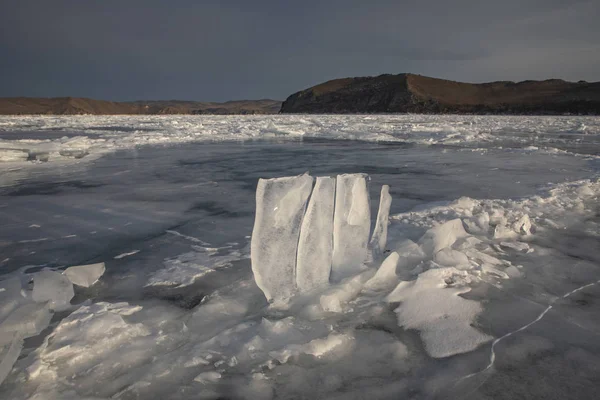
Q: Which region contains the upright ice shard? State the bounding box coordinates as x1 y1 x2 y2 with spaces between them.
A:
331 174 371 281
369 184 392 261
296 176 335 292
251 174 314 304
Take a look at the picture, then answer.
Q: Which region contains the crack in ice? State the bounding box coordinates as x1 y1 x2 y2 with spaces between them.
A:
458 278 600 385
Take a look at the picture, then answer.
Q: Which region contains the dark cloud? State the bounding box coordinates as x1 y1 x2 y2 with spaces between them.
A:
1 0 598 101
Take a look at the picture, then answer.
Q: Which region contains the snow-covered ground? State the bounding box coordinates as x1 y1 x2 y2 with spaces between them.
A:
0 115 599 399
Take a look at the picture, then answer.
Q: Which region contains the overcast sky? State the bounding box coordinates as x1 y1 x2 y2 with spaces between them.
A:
1 0 598 101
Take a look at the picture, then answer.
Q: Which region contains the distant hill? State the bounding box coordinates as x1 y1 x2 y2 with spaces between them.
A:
0 97 282 115
280 73 600 114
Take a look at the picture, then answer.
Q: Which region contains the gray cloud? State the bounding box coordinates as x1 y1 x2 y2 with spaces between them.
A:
0 0 598 101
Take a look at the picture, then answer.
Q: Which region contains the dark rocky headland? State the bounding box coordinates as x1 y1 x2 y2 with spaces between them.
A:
280 73 600 115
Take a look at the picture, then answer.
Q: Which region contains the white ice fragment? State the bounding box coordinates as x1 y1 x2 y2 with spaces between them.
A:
331 174 371 281
0 277 25 324
369 185 392 261
577 184 594 198
500 241 531 252
363 251 400 291
296 176 335 292
393 240 427 273
0 333 24 387
434 248 469 268
270 333 354 364
0 149 29 162
32 270 74 311
513 214 532 235
493 223 516 239
63 262 106 287
387 268 491 358
464 212 490 234
320 273 368 312
419 219 469 255
251 174 314 303
114 250 140 259
194 371 222 384
0 303 52 344
505 265 523 278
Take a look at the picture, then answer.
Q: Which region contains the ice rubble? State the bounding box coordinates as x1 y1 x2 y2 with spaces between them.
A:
0 263 106 387
1 175 597 398
1 115 599 172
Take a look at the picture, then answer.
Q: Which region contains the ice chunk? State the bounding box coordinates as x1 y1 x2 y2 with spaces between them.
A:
419 219 469 255
251 174 314 303
320 273 369 312
331 174 371 281
0 302 52 345
32 270 74 311
0 149 29 162
387 268 491 358
434 248 469 268
394 240 427 274
0 333 24 387
63 262 106 287
369 185 392 261
194 371 222 384
500 241 531 252
296 176 335 292
0 277 25 324
513 214 532 235
363 251 400 291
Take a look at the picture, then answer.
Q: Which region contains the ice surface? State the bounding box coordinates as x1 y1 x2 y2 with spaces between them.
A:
331 174 371 281
0 303 52 344
32 270 74 311
387 267 492 358
251 174 314 304
296 176 335 292
63 262 105 287
146 250 241 287
368 185 392 261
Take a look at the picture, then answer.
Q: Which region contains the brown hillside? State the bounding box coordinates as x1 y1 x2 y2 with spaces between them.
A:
280 74 600 114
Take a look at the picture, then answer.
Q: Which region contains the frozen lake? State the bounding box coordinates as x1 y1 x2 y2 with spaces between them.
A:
0 115 599 399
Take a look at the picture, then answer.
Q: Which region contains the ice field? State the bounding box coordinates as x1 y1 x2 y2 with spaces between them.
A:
0 115 599 399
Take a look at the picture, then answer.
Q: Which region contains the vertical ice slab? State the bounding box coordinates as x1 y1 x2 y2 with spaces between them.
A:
331 174 371 281
369 184 392 261
296 176 335 292
251 174 314 304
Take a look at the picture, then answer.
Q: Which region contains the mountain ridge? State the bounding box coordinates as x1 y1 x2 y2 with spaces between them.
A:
280 73 600 114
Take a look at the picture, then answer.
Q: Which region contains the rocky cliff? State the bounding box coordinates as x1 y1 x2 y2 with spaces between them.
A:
280 74 600 114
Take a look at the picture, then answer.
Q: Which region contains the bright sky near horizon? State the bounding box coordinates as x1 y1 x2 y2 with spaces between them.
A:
1 0 598 101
